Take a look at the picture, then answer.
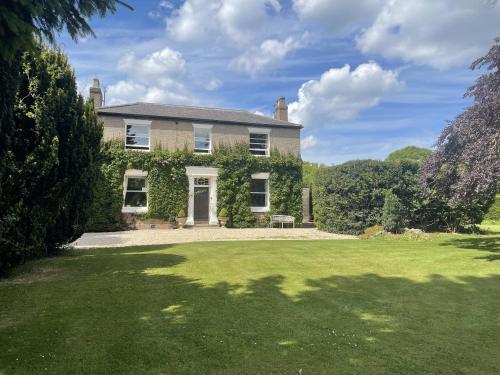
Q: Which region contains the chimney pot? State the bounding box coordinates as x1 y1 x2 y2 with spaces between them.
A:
89 77 103 108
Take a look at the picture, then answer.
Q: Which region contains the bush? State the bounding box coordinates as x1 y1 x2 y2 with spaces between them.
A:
313 160 420 234
359 225 385 239
218 208 228 217
382 190 405 233
483 194 500 223
0 46 102 274
177 209 186 218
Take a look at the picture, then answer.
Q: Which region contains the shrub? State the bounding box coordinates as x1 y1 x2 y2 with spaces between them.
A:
359 225 385 239
218 208 228 217
177 209 186 218
382 190 405 233
0 46 102 274
313 160 411 234
483 194 500 223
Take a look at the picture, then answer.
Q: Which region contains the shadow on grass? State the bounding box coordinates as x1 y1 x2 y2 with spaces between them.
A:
1 246 499 374
441 236 500 261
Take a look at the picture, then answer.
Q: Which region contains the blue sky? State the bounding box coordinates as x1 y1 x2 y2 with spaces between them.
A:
57 0 499 164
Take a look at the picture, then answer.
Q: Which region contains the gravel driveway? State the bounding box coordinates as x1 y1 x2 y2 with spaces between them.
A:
73 227 356 248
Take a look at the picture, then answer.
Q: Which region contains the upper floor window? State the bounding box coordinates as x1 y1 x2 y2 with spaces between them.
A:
248 128 270 156
250 172 270 212
122 170 148 213
125 119 151 151
193 124 213 154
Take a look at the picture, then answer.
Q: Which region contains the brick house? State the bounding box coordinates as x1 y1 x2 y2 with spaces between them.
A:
89 79 303 227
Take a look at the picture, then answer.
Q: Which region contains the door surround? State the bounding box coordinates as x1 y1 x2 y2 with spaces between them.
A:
185 166 219 226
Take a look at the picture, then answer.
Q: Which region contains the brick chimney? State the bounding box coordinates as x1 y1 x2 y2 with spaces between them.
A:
89 78 102 108
273 96 288 122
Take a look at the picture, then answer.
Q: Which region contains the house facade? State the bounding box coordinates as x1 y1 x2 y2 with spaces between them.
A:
89 79 303 228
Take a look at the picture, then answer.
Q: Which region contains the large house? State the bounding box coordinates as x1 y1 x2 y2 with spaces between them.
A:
89 79 303 227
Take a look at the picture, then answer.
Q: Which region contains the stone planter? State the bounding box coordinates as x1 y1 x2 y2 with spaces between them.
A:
218 217 228 227
177 217 187 228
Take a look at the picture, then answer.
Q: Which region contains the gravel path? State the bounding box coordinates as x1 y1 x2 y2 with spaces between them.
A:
73 227 356 248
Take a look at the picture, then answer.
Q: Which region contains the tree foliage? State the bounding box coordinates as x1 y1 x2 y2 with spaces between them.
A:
386 146 432 164
313 160 422 234
421 38 499 211
382 190 405 233
0 46 102 274
0 0 131 61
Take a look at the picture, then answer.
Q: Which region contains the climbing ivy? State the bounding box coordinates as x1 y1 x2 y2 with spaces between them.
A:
86 141 302 231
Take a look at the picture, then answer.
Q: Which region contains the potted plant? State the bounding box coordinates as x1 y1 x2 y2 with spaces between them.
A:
218 208 229 227
176 209 187 228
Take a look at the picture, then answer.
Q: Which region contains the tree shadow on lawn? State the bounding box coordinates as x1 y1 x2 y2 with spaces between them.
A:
1 246 499 374
441 236 500 261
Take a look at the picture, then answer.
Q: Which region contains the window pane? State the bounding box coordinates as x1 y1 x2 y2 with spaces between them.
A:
195 140 210 150
126 125 149 137
127 178 146 191
250 133 267 140
250 149 267 155
124 192 147 207
251 179 266 193
250 193 266 207
249 142 267 149
126 136 149 147
195 129 210 138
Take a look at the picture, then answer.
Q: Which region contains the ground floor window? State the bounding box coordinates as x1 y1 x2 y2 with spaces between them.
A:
122 170 148 213
250 172 270 212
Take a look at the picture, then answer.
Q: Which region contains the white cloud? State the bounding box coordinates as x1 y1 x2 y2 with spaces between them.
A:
293 0 383 35
166 0 281 44
356 0 500 69
230 36 305 76
106 47 194 105
289 62 404 127
205 78 222 91
301 135 317 150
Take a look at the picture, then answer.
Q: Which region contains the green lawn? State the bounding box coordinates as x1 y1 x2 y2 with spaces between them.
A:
1 233 499 374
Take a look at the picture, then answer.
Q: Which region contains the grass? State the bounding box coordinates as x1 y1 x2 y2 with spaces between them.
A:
1 232 499 374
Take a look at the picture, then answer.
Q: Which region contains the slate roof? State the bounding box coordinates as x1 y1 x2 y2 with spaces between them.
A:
97 102 302 129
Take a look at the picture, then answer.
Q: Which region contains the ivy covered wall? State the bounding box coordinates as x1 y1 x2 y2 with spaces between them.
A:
86 141 302 231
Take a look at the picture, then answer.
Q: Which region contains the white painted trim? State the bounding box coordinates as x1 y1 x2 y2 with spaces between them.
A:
185 166 219 225
122 170 149 214
125 169 148 177
248 127 271 134
250 174 270 212
193 123 213 130
251 172 270 179
124 118 152 126
249 127 271 157
186 166 219 177
193 123 213 154
124 119 151 151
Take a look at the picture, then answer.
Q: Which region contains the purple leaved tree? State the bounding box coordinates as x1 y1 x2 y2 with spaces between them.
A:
421 38 500 220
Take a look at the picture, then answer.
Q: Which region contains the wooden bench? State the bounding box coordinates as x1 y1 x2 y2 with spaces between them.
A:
269 215 295 228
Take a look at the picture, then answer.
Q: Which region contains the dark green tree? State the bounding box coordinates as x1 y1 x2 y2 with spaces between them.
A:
0 46 102 273
382 190 405 233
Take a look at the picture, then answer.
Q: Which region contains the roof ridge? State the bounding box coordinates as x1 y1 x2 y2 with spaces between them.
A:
100 102 142 109
135 101 263 115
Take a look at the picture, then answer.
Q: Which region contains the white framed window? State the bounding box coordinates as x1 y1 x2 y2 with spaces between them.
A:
122 170 148 213
250 172 270 212
248 127 270 156
124 119 151 151
193 124 212 154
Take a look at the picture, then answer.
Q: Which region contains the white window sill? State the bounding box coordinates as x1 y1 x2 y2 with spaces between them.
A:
251 206 270 213
122 207 148 214
125 148 150 152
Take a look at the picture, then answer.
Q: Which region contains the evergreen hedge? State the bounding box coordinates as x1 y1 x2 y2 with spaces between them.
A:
86 142 302 231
